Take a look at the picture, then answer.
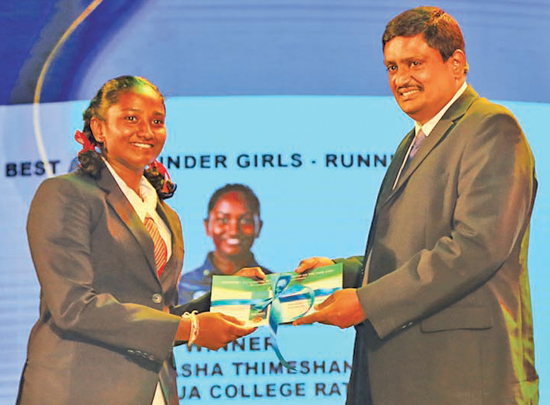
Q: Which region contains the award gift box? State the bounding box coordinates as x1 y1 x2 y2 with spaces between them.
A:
211 263 342 368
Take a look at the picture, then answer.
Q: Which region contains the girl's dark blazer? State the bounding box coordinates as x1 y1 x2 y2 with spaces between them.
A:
17 162 201 405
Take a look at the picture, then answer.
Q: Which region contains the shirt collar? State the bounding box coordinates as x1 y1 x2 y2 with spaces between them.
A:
102 158 158 220
415 82 468 136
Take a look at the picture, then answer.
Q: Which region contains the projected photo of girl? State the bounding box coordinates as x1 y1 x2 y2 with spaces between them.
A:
178 184 271 304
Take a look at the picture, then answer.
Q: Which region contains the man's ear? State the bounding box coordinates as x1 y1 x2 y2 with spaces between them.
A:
450 49 467 78
90 117 104 143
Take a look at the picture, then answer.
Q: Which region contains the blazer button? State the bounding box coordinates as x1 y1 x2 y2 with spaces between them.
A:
152 293 162 304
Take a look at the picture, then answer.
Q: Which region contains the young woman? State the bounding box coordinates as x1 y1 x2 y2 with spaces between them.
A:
17 76 258 405
178 184 271 304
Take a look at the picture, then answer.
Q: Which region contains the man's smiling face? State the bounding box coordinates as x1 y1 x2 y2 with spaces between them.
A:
384 34 461 124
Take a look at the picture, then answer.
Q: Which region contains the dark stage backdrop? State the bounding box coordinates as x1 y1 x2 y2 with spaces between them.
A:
1 1 549 404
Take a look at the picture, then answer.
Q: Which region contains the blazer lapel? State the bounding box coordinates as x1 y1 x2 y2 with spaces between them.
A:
390 119 455 193
382 85 480 205
375 129 415 211
363 130 415 271
96 165 158 275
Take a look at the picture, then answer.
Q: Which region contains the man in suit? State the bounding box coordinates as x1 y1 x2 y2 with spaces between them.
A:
294 6 539 405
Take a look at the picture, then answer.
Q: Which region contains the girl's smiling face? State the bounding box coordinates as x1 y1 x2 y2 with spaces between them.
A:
91 87 167 177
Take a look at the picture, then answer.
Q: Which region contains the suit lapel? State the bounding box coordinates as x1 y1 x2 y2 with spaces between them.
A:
376 129 415 209
361 131 414 278
390 119 455 194
380 85 480 208
96 165 158 275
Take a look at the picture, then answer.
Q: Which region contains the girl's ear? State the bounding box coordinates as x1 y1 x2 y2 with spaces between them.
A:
90 117 104 143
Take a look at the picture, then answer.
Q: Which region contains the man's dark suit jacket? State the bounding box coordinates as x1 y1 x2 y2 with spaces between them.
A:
17 163 206 405
340 86 539 405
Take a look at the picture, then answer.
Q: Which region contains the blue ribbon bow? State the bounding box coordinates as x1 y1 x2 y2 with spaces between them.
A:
212 273 338 369
253 274 315 369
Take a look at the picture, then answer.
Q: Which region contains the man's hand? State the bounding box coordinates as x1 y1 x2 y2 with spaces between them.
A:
293 289 366 329
294 257 334 274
